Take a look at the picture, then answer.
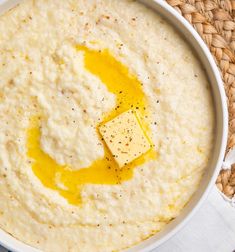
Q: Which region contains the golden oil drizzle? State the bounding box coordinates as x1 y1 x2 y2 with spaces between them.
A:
27 45 156 205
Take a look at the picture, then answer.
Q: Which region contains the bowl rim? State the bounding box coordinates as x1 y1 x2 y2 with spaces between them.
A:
0 0 228 252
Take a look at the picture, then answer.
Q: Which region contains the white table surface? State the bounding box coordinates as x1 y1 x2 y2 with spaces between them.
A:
0 187 234 252
155 187 235 252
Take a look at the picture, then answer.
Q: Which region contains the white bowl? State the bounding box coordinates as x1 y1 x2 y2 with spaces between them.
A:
0 0 228 251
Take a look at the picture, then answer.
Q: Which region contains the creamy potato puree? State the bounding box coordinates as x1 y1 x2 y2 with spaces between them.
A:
0 0 214 251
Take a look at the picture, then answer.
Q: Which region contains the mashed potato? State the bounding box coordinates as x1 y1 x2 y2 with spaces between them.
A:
0 0 214 251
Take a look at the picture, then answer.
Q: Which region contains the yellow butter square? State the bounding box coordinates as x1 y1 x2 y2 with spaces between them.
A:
99 110 151 167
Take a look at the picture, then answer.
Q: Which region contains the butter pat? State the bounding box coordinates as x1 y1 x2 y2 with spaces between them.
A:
99 110 151 167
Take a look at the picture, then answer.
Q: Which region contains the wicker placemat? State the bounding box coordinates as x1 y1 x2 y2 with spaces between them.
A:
166 0 235 199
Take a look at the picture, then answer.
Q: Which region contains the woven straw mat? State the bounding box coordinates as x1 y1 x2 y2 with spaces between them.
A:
166 0 235 199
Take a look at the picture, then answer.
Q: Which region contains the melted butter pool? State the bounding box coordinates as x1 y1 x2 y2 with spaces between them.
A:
27 45 156 205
